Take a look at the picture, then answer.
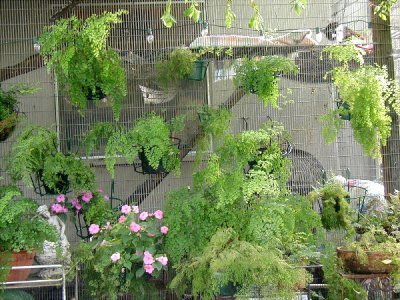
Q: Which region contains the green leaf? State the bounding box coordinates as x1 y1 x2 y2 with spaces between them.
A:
135 267 145 278
123 260 132 270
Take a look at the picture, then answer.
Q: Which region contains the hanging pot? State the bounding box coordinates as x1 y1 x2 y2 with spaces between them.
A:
32 170 70 196
186 60 209 81
337 101 351 121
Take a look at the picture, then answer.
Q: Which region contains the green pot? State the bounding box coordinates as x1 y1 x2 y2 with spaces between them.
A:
187 60 209 81
218 281 237 296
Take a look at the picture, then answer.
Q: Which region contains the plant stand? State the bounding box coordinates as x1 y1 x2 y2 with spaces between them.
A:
1 264 67 300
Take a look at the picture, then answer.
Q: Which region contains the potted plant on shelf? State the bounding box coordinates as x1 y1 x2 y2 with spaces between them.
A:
0 84 38 142
164 123 321 299
70 204 170 300
321 44 400 158
0 186 58 282
39 10 128 120
7 125 95 195
336 194 400 281
85 114 185 177
233 55 299 107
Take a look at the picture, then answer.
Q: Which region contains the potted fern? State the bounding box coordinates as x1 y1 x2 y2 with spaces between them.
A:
164 124 321 299
85 114 185 177
39 10 128 120
0 84 37 142
321 44 400 158
0 186 58 282
7 125 95 195
233 56 299 107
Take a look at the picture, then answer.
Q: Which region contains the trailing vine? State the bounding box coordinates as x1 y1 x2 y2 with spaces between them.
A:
321 44 400 158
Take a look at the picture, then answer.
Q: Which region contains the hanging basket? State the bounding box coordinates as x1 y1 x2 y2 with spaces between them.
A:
139 85 177 105
337 101 351 121
0 113 18 142
31 170 70 196
134 137 181 175
186 60 209 81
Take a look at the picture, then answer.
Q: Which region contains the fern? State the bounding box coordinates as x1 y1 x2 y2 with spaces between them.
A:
39 11 128 120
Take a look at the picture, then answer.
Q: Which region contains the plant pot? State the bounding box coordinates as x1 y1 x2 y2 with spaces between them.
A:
87 86 106 101
186 60 209 81
337 101 351 121
0 113 18 142
337 247 392 274
0 125 15 142
137 151 169 175
33 170 70 196
2 251 35 282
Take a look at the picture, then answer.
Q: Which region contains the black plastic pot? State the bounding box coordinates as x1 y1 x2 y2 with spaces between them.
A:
337 101 351 121
33 170 70 196
87 86 106 101
187 60 209 81
138 151 169 174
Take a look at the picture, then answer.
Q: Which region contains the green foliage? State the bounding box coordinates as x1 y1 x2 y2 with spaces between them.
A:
0 84 38 135
198 106 232 137
183 0 201 23
374 0 398 20
39 11 128 120
321 44 400 158
321 245 367 300
164 123 319 297
85 115 184 178
170 228 309 300
7 125 95 194
155 48 197 89
234 56 298 107
308 180 352 231
0 186 58 253
70 207 168 300
161 0 176 28
224 0 236 28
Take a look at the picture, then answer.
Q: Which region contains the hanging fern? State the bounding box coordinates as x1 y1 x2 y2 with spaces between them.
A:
39 10 128 120
321 44 400 158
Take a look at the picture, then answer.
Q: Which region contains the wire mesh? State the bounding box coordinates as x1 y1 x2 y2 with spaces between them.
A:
1 0 400 299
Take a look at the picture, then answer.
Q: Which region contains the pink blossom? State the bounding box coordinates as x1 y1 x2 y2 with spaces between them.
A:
130 222 141 233
160 226 169 235
104 222 112 230
62 206 69 213
121 205 131 214
132 206 139 214
156 256 168 266
110 252 121 263
56 194 65 203
144 264 154 274
50 204 67 214
104 195 110 201
88 224 100 235
139 211 149 221
118 215 126 223
71 198 82 212
154 210 164 220
81 192 93 202
97 188 104 193
148 233 155 237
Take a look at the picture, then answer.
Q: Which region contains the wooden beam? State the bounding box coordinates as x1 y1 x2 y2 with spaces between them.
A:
50 0 82 22
0 54 44 82
371 0 400 196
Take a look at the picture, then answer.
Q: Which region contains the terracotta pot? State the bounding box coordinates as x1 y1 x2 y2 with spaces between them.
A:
337 247 392 274
1 251 35 282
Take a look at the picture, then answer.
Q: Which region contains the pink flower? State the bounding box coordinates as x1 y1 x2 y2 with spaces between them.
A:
56 194 65 203
130 222 141 233
148 233 155 237
50 203 67 214
144 264 154 274
139 211 149 221
81 192 93 202
97 188 104 193
156 256 168 266
160 226 169 235
110 252 121 263
118 215 126 223
132 206 139 214
121 205 131 214
71 198 82 212
104 222 112 230
154 210 164 220
88 224 100 235
104 195 110 201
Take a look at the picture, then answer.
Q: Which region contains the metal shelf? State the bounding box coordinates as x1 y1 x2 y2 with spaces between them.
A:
2 264 66 300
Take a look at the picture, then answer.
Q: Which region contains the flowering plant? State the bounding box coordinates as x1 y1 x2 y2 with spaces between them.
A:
70 204 169 299
49 190 116 239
